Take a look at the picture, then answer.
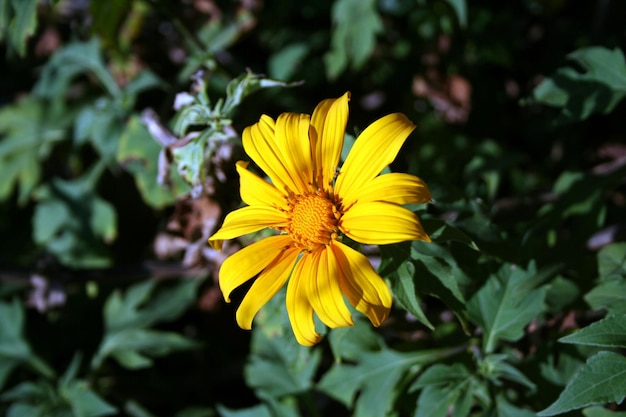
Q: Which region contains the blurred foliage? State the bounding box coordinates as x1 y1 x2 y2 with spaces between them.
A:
1 0 626 416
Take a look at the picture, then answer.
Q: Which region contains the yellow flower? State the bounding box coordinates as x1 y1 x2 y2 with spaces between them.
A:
209 92 431 346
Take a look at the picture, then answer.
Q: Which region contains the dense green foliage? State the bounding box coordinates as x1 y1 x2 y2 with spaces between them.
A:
1 0 626 416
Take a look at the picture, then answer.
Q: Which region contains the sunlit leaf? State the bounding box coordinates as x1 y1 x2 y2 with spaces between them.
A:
530 47 626 123
538 351 626 416
467 262 549 353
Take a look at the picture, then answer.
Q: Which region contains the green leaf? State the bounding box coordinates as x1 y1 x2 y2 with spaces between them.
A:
0 299 54 390
410 363 476 417
585 280 626 315
530 47 626 122
421 218 479 250
479 354 536 391
32 164 118 268
467 262 549 353
5 0 39 56
443 0 467 27
379 242 433 329
319 323 458 417
217 404 271 417
268 43 309 80
538 351 626 416
63 382 117 417
245 290 322 399
0 95 69 204
597 243 626 281
92 278 201 370
116 115 185 208
583 406 626 417
74 98 123 160
221 72 302 117
560 315 626 348
324 0 383 80
34 38 121 100
328 319 383 362
495 394 536 417
3 355 116 417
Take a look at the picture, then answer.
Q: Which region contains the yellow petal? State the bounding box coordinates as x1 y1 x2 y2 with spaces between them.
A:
236 161 287 208
208 206 287 249
329 241 392 326
310 92 350 190
274 112 313 193
342 172 431 207
287 253 322 346
335 113 416 202
305 248 353 328
340 201 430 245
236 247 299 329
219 235 293 302
242 115 297 194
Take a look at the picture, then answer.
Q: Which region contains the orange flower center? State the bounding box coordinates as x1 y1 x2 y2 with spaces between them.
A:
287 192 339 249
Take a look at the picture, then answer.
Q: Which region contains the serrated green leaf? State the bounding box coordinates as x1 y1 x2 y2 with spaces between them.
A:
318 345 458 417
410 363 483 417
560 315 626 348
538 351 626 416
324 0 383 80
414 383 472 417
467 263 549 353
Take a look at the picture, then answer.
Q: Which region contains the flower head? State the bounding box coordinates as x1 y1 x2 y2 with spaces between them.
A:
209 92 431 345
